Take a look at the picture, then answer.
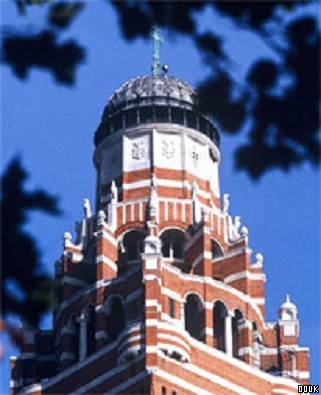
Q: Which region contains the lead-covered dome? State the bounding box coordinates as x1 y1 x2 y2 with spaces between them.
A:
95 75 220 148
105 75 198 117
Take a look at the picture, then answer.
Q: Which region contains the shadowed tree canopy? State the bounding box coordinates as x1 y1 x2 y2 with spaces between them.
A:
1 158 60 329
2 0 319 179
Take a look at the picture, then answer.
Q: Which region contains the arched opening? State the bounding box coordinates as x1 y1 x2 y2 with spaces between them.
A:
213 301 228 352
85 305 96 356
212 239 224 259
232 309 244 358
122 230 145 264
160 229 185 260
184 294 205 342
105 296 126 341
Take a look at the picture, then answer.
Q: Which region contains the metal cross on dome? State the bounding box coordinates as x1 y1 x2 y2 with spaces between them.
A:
151 25 163 77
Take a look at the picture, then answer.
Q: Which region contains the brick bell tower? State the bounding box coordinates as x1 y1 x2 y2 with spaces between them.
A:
11 36 310 395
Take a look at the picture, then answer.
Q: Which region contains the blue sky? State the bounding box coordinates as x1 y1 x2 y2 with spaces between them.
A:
1 2 320 392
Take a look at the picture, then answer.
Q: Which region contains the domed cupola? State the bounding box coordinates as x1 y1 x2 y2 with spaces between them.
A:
94 75 220 148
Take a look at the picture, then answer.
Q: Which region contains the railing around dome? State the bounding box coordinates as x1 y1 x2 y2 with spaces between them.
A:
94 105 220 147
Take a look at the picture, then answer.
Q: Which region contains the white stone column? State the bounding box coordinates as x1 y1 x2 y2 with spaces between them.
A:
225 312 233 357
180 300 185 329
77 315 88 362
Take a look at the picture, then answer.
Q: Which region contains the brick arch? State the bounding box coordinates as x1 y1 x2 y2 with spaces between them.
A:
212 298 229 312
115 222 146 238
158 220 190 233
211 237 226 257
183 291 205 304
116 227 147 245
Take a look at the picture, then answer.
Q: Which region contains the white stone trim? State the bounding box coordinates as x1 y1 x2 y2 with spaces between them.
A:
117 344 143 364
224 271 265 284
161 287 182 302
10 379 23 388
158 333 191 351
261 348 278 355
118 334 144 353
272 389 298 395
282 371 310 379
155 368 212 395
158 356 257 395
95 255 117 271
238 319 253 330
158 343 190 362
145 319 158 326
146 345 158 353
123 179 150 190
162 263 265 325
238 347 254 356
188 336 298 389
252 297 265 305
96 229 117 246
145 299 159 307
21 383 42 393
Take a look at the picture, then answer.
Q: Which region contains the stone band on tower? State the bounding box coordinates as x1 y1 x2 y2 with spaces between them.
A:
11 68 310 393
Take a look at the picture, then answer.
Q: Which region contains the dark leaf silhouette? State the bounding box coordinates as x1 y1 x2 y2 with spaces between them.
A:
48 2 84 29
2 158 60 328
2 30 85 85
2 1 319 178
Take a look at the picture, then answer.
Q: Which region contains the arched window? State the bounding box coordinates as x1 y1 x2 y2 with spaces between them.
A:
85 305 96 356
213 301 228 352
232 309 244 358
212 239 224 259
161 229 185 260
184 294 205 342
123 230 145 263
105 296 126 341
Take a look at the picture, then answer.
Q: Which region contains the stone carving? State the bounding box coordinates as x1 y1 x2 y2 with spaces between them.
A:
162 139 175 159
222 194 230 214
132 138 148 160
190 145 199 167
111 180 118 203
83 199 92 218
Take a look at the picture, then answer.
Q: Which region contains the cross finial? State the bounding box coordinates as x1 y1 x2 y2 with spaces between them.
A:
151 25 163 77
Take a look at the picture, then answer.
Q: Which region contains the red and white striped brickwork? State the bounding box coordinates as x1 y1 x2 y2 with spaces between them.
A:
11 81 310 395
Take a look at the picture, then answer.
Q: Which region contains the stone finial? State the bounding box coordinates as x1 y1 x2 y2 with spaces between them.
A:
97 210 106 225
151 173 157 190
149 174 158 218
111 180 118 203
63 231 72 247
255 253 264 264
201 207 209 222
240 226 248 237
192 180 198 199
83 199 92 218
279 294 298 321
222 193 230 214
234 216 242 233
